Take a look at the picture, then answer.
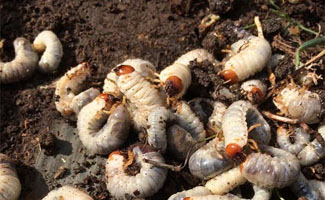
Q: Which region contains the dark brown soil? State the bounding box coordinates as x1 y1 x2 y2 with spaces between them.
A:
1 0 324 199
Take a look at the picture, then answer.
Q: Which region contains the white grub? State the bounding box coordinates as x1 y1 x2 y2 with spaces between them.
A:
180 185 271 200
167 124 199 161
173 101 206 142
77 94 130 155
41 185 93 200
114 65 165 110
0 37 38 84
189 137 232 180
205 166 247 195
276 125 310 155
207 101 227 134
240 79 267 104
105 144 167 199
273 83 321 124
160 49 217 98
33 30 63 73
297 124 325 166
147 106 175 152
0 154 21 200
220 36 272 84
168 186 212 200
103 58 156 98
189 98 214 125
55 62 99 119
290 173 320 200
309 179 325 199
240 146 300 189
222 100 270 158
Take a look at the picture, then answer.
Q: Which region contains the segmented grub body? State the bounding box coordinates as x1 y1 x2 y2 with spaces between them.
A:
0 38 39 84
273 83 321 124
33 30 63 73
220 36 272 84
41 185 93 200
0 153 21 200
207 101 227 134
77 94 130 155
105 144 167 199
290 173 321 200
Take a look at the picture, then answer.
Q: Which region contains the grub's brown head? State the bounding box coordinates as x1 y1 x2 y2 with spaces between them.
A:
164 76 184 97
114 65 135 76
250 87 264 103
220 69 238 84
225 143 242 158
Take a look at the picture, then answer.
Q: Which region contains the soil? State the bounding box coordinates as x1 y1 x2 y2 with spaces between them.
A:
0 0 324 200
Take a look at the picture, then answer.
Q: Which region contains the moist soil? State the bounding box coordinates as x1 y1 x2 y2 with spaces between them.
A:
1 0 324 199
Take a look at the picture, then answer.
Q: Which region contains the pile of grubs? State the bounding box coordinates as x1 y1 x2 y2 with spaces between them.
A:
1 9 325 200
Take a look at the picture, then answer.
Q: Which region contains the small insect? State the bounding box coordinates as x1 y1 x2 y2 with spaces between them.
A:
159 49 217 98
105 144 167 198
168 186 212 200
189 137 233 180
220 17 272 84
0 37 39 84
166 124 199 161
207 101 227 135
103 58 157 98
0 153 21 200
181 185 271 200
77 94 130 155
173 101 206 143
205 166 247 195
290 173 321 200
273 83 321 124
147 106 175 152
222 100 270 158
41 185 93 200
55 62 100 120
33 30 63 73
114 64 165 110
276 125 310 155
240 79 267 104
240 146 300 189
297 124 325 166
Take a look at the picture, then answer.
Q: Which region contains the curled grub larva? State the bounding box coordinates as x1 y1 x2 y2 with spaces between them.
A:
297 124 325 166
276 126 310 155
222 100 270 158
188 137 232 180
77 94 130 155
147 106 175 152
181 185 271 200
0 153 21 200
114 65 165 110
240 79 267 104
55 62 100 119
33 30 63 73
220 35 272 83
168 186 212 200
173 101 206 142
103 58 156 97
273 83 321 124
41 185 93 200
240 146 300 189
166 124 199 160
0 37 39 84
207 101 227 134
189 98 214 125
205 166 247 195
290 173 321 200
160 49 217 98
105 144 167 198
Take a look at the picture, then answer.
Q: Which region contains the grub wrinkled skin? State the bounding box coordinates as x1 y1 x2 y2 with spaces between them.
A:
0 37 39 84
33 30 63 73
0 154 21 200
41 185 93 200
